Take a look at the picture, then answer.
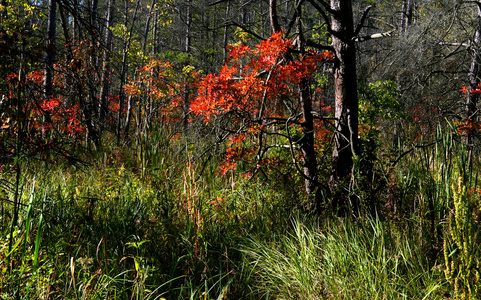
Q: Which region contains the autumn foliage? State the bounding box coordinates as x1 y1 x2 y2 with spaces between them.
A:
191 32 333 175
458 85 481 135
192 32 331 121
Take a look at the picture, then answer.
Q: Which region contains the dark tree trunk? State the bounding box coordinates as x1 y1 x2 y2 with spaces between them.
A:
270 0 281 33
143 0 155 51
329 0 359 210
44 0 57 97
43 0 57 137
120 0 140 143
296 1 319 209
400 0 413 34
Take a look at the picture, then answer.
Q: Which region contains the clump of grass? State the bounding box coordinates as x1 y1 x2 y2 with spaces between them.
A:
244 217 444 299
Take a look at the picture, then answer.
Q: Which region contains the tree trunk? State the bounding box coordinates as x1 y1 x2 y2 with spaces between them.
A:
43 0 57 137
296 1 320 209
182 0 192 130
269 0 281 33
465 3 481 164
44 0 57 97
400 0 413 34
99 0 115 136
222 1 230 63
329 0 359 211
143 0 155 51
120 0 140 144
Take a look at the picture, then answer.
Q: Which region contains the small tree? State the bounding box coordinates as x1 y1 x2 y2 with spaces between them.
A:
191 32 332 209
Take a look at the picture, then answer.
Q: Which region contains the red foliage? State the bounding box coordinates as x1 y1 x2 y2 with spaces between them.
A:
216 146 256 175
191 32 332 175
191 32 332 122
460 84 481 96
456 118 481 135
30 96 86 137
123 59 201 125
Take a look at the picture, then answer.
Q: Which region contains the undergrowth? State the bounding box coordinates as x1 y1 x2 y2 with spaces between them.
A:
1 125 481 299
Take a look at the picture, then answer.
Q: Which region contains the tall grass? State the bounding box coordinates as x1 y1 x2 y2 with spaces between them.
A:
2 122 481 299
244 217 443 299
0 131 299 299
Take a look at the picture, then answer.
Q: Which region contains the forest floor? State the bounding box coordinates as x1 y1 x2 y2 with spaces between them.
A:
0 131 476 299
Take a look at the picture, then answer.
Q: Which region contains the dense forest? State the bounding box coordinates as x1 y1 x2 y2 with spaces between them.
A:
2 0 481 298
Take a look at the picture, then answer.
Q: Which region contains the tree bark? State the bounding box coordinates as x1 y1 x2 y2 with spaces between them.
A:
400 0 413 34
43 0 57 137
329 0 359 210
223 1 230 63
122 0 140 142
44 0 57 97
296 1 320 209
270 0 281 33
465 3 481 163
182 0 193 130
99 0 115 136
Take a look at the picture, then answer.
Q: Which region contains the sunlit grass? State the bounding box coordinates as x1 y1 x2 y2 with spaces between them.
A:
1 124 481 299
244 217 446 299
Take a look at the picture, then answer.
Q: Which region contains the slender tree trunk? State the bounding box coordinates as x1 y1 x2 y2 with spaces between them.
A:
465 3 481 164
72 0 80 41
240 0 248 25
137 0 155 138
295 1 319 209
58 1 74 107
269 0 281 33
329 0 359 211
44 0 57 97
143 0 155 51
400 0 413 34
117 1 130 145
223 1 230 63
122 0 140 143
43 0 57 137
99 0 115 136
124 92 134 140
90 0 99 29
182 0 192 130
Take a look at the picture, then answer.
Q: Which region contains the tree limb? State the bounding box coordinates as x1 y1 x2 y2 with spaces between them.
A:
229 22 266 41
312 0 335 14
305 39 334 51
284 0 306 38
354 30 395 42
354 5 372 37
306 0 334 35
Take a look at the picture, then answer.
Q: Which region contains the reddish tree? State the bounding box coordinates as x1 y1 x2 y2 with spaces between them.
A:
191 32 332 207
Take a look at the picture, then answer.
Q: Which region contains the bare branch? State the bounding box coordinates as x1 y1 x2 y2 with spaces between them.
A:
208 0 228 6
391 141 438 167
306 0 334 35
229 22 266 41
354 5 372 37
354 30 395 42
305 39 334 51
285 0 306 38
312 0 335 14
439 42 470 47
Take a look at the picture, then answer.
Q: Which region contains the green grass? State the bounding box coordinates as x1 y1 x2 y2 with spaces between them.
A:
244 217 445 299
0 133 297 299
1 124 481 299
